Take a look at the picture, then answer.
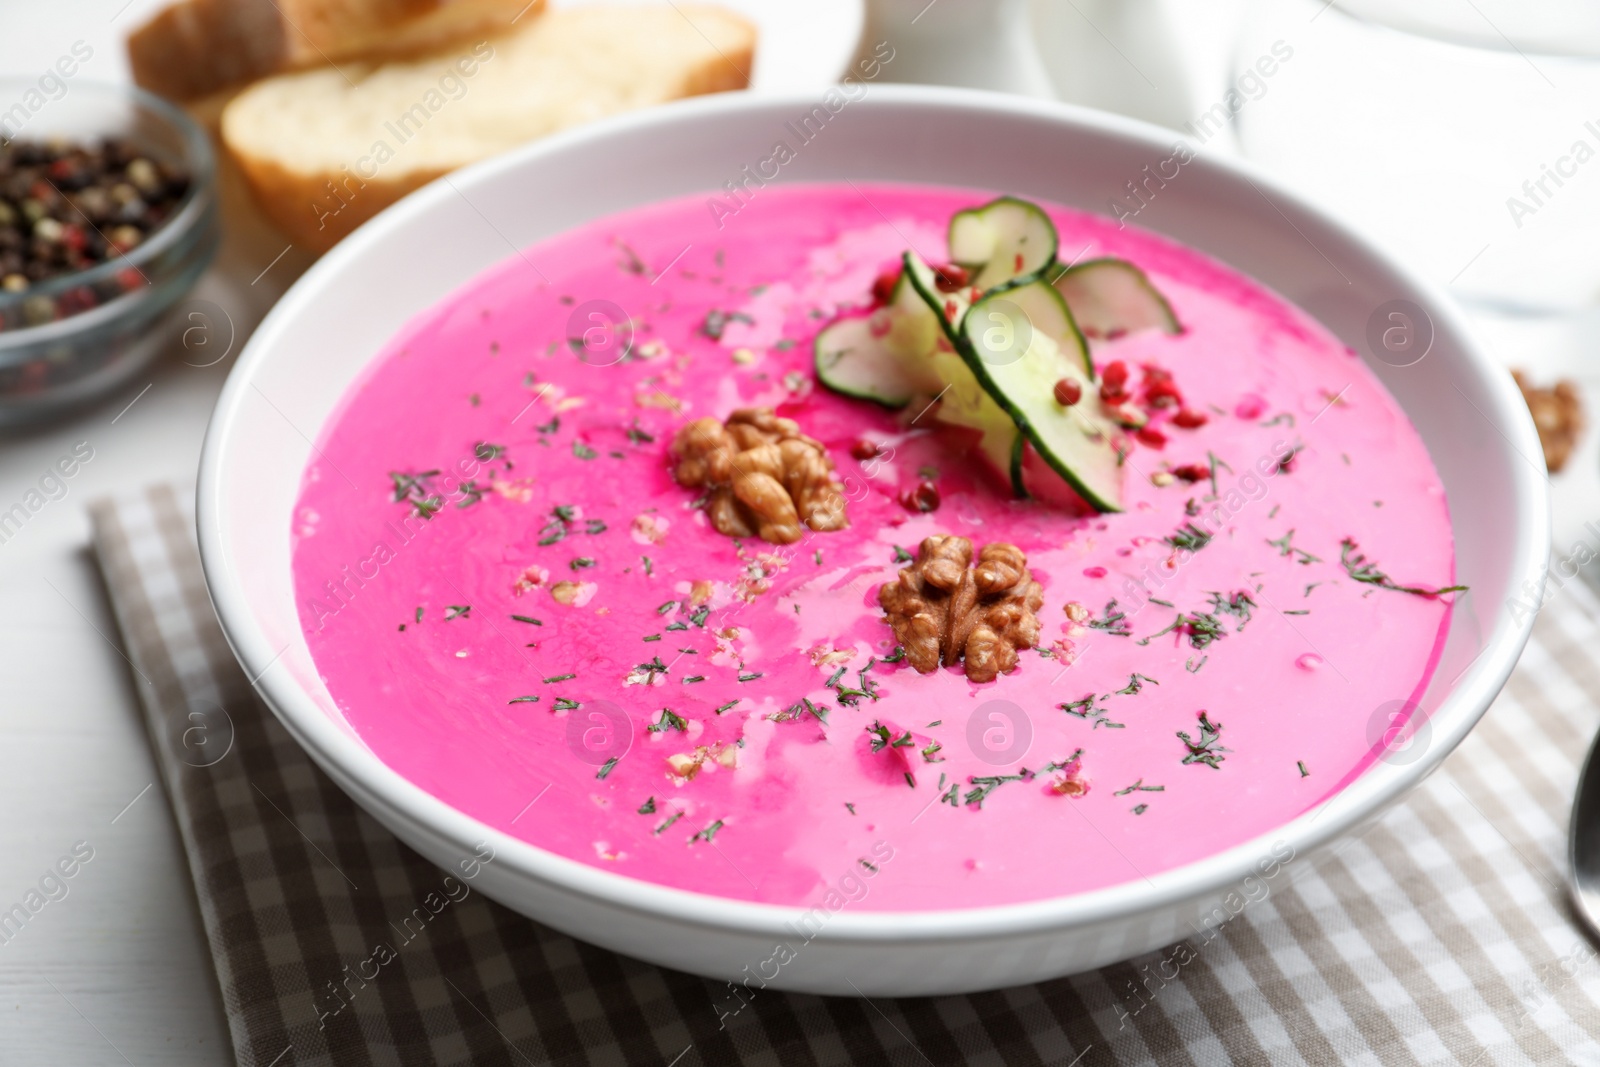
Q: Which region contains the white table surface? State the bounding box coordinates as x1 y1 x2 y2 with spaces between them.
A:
0 2 1588 1062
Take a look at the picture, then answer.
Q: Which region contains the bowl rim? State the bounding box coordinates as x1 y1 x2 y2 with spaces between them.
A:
0 78 217 355
198 84 1549 942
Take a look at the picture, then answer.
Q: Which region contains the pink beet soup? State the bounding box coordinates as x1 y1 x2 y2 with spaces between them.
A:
291 183 1456 910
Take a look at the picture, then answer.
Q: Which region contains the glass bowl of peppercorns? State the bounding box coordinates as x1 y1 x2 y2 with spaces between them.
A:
0 81 217 424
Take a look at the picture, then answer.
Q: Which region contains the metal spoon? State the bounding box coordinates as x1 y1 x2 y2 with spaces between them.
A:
1569 726 1600 938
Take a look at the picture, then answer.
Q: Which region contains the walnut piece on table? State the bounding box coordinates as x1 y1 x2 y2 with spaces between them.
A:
878 535 1044 684
1513 369 1584 473
670 407 848 544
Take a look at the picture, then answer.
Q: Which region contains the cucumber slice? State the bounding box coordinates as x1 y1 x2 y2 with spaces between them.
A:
958 280 1124 512
926 345 1023 495
1050 258 1181 340
814 269 943 406
819 267 940 409
901 250 972 344
981 275 1093 377
948 197 1059 291
902 251 1025 496
813 315 915 406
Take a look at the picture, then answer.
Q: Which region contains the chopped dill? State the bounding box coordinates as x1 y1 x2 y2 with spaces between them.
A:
1178 712 1228 769
1340 538 1467 597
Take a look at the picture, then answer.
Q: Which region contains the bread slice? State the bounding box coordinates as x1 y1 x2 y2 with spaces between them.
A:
128 0 543 101
220 4 755 252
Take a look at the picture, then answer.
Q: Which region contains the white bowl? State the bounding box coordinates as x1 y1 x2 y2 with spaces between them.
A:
198 86 1548 996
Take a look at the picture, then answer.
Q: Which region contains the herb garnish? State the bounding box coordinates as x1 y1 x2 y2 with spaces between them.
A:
511 614 543 626
1178 712 1228 769
801 698 830 724
1060 695 1097 718
701 309 753 340
475 442 506 461
1277 441 1305 474
543 673 576 683
638 797 656 814
654 812 683 836
553 697 581 711
570 557 596 570
507 695 539 704
617 241 647 275
1059 694 1124 729
715 700 740 715
1087 599 1132 637
596 757 619 780
1207 590 1257 630
1139 609 1225 650
1115 673 1159 696
633 657 668 683
1206 451 1232 497
1298 760 1310 778
1113 779 1165 796
389 470 444 519
1339 538 1467 597
1267 529 1321 565
572 441 597 460
867 721 914 753
691 819 726 843
444 605 471 620
537 506 575 545
964 770 1034 809
1164 522 1213 553
648 708 688 733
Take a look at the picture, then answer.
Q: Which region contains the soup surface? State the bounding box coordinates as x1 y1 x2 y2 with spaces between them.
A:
291 183 1456 910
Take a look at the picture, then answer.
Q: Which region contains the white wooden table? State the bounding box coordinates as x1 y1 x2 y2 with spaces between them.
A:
0 2 1589 1062
0 4 306 1060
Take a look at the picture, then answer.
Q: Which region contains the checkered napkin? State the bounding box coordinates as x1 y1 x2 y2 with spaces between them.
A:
90 483 1600 1067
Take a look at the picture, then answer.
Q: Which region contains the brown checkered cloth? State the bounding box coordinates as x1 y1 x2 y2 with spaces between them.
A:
90 484 1600 1066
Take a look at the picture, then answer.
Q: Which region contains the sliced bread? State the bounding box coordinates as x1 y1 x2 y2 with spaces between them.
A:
128 0 543 101
220 4 755 252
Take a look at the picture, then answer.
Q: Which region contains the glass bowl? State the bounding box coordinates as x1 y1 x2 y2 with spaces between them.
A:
0 80 218 425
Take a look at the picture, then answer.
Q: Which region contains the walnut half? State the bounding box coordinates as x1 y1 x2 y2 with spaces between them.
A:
1513 369 1583 473
670 408 848 544
878 535 1044 683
